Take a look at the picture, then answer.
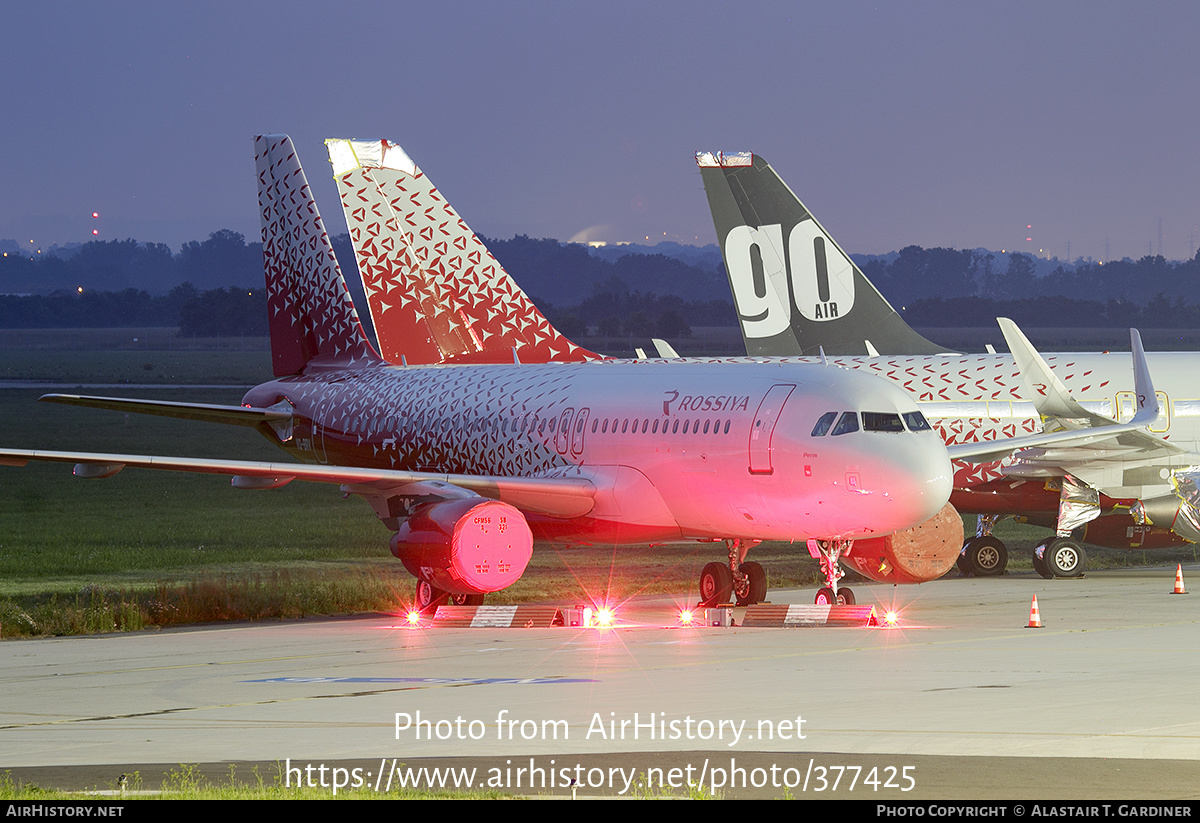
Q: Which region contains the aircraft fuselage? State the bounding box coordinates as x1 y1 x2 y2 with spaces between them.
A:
241 358 953 545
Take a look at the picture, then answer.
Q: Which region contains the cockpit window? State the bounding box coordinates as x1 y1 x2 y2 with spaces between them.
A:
811 411 838 437
903 411 932 432
830 412 860 436
862 412 904 432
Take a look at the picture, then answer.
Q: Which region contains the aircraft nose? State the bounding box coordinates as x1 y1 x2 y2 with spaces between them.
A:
876 437 954 528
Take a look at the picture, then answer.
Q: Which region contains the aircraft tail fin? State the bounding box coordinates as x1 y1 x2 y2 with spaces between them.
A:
325 138 597 365
696 151 949 357
254 134 379 376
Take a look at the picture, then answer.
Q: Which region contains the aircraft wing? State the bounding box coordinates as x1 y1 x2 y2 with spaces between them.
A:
948 325 1188 472
946 420 1186 464
0 448 598 519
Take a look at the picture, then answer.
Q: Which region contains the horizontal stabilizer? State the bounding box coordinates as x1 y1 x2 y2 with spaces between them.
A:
39 394 291 427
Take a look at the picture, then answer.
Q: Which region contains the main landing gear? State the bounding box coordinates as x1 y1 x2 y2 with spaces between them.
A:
698 539 767 607
809 538 855 606
1033 537 1086 579
415 580 485 612
960 514 1086 579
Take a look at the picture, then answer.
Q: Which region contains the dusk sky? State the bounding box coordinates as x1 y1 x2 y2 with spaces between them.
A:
3 1 1198 264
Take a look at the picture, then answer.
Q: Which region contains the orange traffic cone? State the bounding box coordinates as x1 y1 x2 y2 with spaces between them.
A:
1026 595 1043 628
1171 565 1188 595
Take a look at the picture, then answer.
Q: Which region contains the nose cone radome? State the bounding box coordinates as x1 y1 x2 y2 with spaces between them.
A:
878 434 954 529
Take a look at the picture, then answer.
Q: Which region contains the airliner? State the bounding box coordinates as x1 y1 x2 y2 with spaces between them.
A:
696 150 1200 579
321 137 1175 590
0 135 964 612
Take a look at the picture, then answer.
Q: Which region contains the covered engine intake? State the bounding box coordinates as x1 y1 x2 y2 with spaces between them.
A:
390 498 533 595
843 502 964 584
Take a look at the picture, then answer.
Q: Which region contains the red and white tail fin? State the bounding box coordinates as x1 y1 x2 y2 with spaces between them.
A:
255 135 379 376
325 138 596 365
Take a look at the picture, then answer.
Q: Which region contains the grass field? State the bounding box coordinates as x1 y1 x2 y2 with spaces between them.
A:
1 336 1195 638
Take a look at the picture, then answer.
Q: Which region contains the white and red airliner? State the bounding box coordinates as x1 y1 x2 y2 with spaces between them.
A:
1 136 963 610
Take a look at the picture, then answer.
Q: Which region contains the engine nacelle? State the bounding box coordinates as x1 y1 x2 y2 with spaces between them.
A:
390 498 533 595
843 502 964 584
1131 494 1200 545
1076 509 1186 549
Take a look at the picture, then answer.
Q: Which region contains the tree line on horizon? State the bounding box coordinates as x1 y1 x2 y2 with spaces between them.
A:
2 231 1199 336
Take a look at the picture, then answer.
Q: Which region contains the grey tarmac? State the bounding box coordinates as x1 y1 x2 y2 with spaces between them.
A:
2 565 1199 799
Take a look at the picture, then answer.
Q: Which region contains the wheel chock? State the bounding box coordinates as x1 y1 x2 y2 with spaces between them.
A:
741 604 879 628
432 605 563 628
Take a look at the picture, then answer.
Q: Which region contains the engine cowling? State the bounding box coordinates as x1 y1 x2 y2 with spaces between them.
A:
1132 493 1200 544
842 502 964 584
1077 508 1186 549
390 498 534 595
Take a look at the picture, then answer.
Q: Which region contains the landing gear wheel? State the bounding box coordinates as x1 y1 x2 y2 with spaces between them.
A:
1044 538 1086 578
736 561 768 606
450 592 485 606
963 536 1008 577
415 580 449 613
957 545 974 576
699 562 734 606
815 587 835 606
836 587 856 606
1032 544 1052 579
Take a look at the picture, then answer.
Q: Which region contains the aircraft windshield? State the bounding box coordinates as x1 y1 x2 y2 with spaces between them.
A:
811 411 838 437
903 411 932 432
862 412 905 433
830 412 860 436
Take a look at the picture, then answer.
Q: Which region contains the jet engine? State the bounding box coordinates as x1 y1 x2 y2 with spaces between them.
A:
1132 493 1200 545
842 502 964 584
1076 509 1185 549
390 498 534 595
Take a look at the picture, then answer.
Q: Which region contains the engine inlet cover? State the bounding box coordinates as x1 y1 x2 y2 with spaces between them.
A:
391 498 534 594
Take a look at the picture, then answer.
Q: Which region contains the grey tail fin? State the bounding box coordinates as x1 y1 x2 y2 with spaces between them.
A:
696 151 949 357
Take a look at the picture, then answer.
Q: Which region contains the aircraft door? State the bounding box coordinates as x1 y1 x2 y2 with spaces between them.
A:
748 384 796 474
571 408 590 457
313 388 334 464
555 408 575 455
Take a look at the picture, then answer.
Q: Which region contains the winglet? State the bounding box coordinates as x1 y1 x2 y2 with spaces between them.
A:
651 338 679 358
1129 328 1160 426
997 317 1093 421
